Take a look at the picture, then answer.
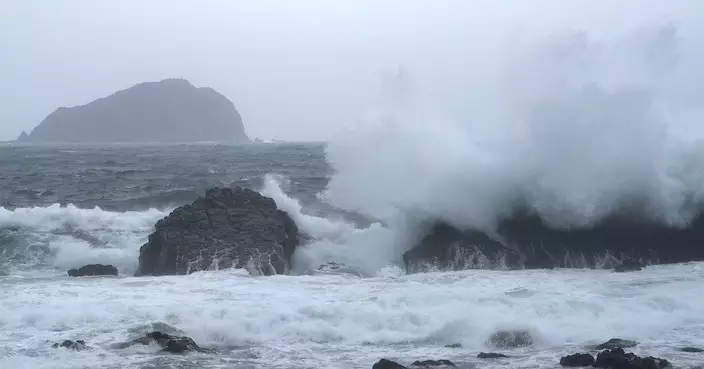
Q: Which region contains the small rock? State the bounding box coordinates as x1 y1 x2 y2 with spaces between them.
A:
118 331 213 354
559 353 595 367
594 338 639 350
594 348 671 369
487 330 534 348
444 343 462 348
373 359 407 369
680 347 703 353
477 352 508 359
411 360 456 367
68 264 118 277
52 340 88 351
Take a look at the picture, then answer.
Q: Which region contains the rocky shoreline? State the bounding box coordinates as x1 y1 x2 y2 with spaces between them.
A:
52 331 697 368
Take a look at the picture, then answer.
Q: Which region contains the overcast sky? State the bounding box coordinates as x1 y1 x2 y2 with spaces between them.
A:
2 0 702 141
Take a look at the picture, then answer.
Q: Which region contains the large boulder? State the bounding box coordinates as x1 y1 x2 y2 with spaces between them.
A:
403 209 704 272
135 187 298 276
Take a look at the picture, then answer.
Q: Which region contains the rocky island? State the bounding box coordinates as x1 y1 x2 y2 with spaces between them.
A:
17 78 250 143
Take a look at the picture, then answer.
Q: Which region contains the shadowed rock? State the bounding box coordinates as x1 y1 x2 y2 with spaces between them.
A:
594 348 671 369
136 187 298 277
560 353 595 367
68 264 118 277
680 347 703 353
403 208 704 272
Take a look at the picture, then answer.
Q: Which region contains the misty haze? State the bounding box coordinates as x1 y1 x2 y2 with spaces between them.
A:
2 1 704 369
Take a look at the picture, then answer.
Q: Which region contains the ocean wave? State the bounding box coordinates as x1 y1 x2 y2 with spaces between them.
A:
0 204 166 275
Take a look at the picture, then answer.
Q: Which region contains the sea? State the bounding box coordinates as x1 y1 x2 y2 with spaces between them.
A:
1 143 703 369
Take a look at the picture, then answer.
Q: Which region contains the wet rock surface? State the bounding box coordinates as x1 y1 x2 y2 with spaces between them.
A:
477 352 509 359
51 340 88 351
560 353 595 367
136 187 298 277
67 264 118 277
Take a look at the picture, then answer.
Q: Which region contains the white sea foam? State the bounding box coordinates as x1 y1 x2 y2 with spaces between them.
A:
1 264 703 368
0 204 166 275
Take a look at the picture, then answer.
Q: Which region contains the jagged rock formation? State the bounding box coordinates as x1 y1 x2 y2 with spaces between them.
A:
18 79 250 143
403 210 704 272
135 187 298 277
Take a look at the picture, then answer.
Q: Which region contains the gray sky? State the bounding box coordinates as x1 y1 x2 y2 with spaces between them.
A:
2 0 702 141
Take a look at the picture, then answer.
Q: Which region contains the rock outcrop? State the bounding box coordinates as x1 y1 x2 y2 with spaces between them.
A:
560 353 595 367
19 78 250 144
68 264 118 277
594 338 639 350
116 331 213 354
371 359 456 369
51 340 88 351
403 210 704 272
478 352 509 359
594 348 671 369
136 187 298 276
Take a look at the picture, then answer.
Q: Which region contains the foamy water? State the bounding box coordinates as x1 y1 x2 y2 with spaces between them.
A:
2 264 703 369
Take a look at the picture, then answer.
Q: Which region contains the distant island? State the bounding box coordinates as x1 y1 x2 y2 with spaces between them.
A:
17 78 250 144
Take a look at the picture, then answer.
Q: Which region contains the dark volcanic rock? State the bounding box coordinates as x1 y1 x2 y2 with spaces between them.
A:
594 348 671 369
478 352 508 359
19 78 250 144
119 331 213 354
373 359 407 369
68 264 118 277
594 338 639 350
560 353 595 367
52 340 88 351
680 347 704 353
487 330 534 349
403 210 704 272
136 187 298 277
411 360 456 367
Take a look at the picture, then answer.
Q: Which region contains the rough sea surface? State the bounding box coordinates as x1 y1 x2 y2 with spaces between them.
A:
1 143 703 369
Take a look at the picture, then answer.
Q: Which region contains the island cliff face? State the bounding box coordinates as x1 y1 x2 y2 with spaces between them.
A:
19 79 250 143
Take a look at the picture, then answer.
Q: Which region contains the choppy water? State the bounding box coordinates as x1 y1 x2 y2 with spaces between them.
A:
1 143 703 369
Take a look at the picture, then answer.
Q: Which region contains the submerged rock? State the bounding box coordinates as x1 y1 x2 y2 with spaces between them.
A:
117 331 213 354
487 330 534 349
67 264 118 277
135 187 298 276
560 353 595 367
594 348 671 369
477 352 508 359
52 340 88 351
594 338 639 350
411 360 456 367
680 347 704 353
444 343 462 348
